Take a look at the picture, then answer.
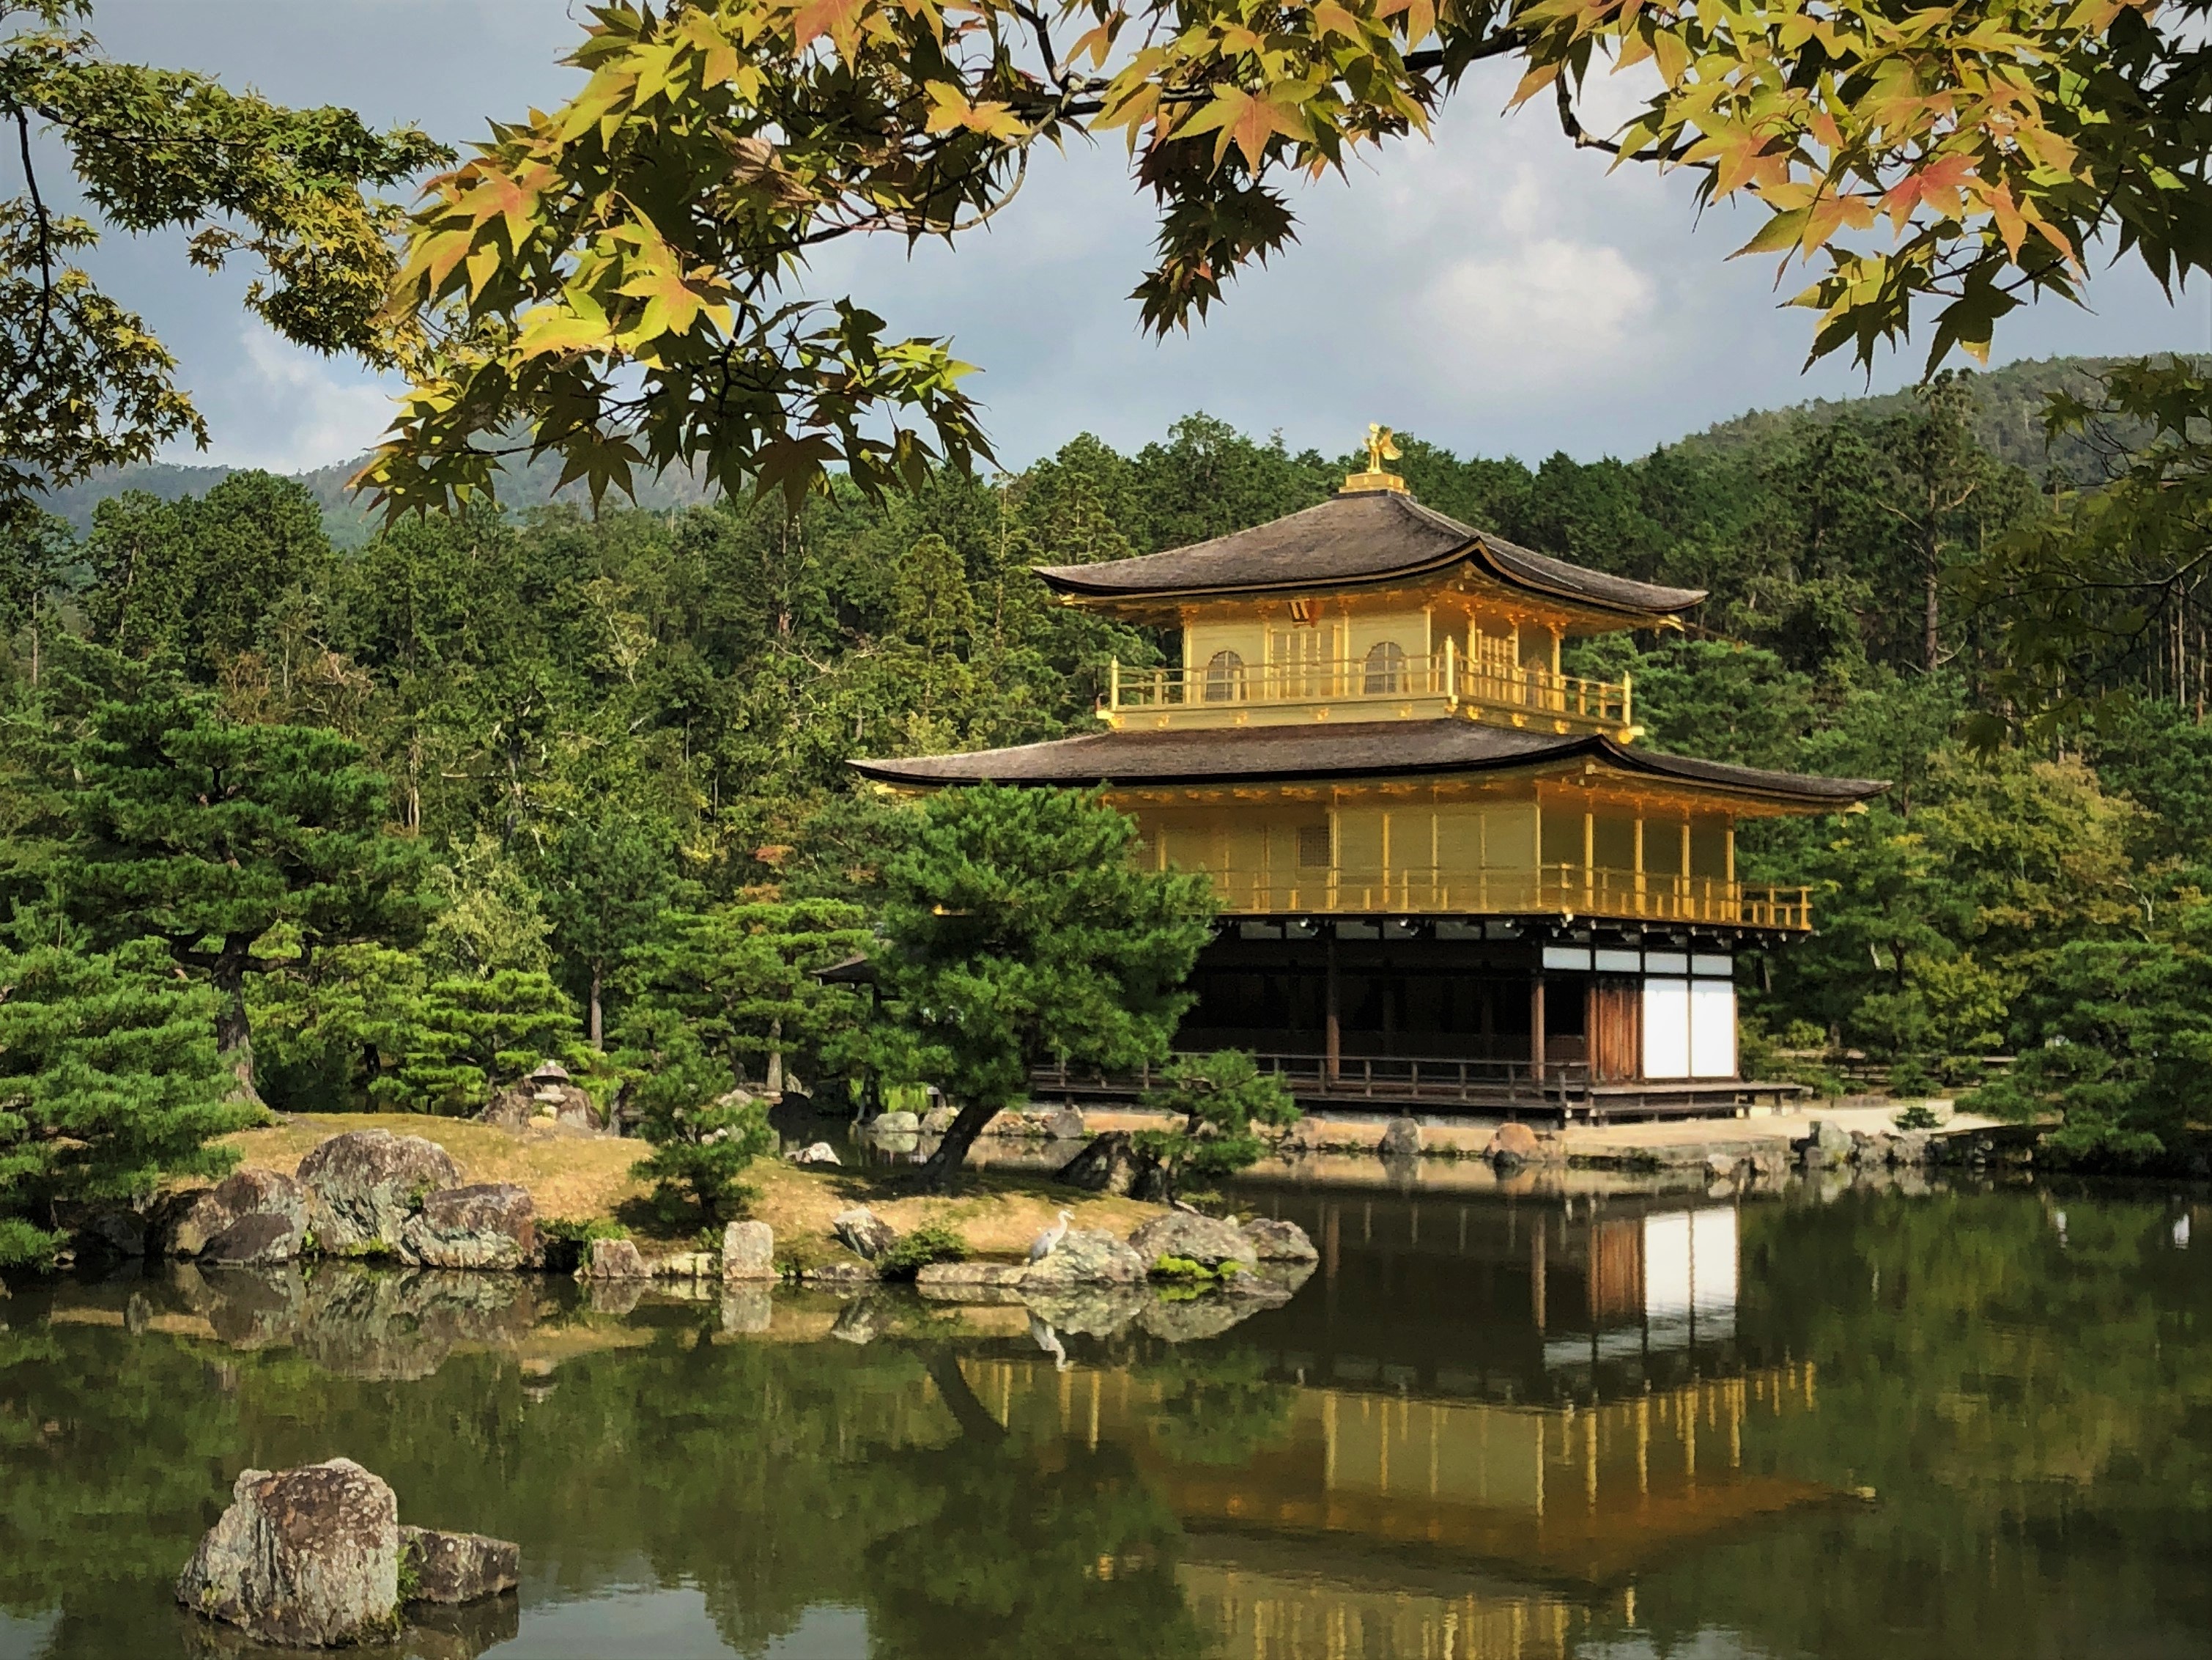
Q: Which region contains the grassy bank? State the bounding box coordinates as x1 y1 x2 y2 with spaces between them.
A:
217 1114 1164 1266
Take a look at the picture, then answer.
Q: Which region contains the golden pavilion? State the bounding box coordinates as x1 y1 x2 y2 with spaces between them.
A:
854 433 1884 1119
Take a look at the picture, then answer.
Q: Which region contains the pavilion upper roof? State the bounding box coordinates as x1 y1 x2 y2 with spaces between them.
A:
1035 488 1707 622
851 719 1886 812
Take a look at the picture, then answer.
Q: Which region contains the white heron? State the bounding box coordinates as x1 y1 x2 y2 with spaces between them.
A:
1029 1313 1071 1373
1029 1208 1075 1262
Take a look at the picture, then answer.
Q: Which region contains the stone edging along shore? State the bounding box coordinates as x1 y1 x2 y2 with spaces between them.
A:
81 1126 1320 1294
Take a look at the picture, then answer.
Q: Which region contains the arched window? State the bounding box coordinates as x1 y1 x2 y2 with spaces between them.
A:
1362 639 1407 694
1203 649 1246 702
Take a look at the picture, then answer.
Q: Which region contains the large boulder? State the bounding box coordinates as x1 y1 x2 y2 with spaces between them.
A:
786 1141 841 1166
399 1184 535 1270
870 1110 921 1137
832 1206 899 1261
920 1104 959 1135
1128 1211 1259 1275
1054 1131 1164 1198
166 1169 311 1259
1044 1104 1087 1140
399 1526 518 1605
176 1458 401 1648
1240 1217 1318 1263
300 1132 461 1257
1019 1228 1146 1291
1378 1116 1424 1160
582 1237 649 1280
722 1220 775 1281
1799 1118 1854 1166
202 1211 308 1266
1487 1122 1541 1162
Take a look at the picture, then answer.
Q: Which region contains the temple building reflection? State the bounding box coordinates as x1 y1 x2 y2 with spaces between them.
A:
957 1189 1833 1659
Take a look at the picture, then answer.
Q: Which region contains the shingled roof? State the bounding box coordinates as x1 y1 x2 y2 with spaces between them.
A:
851 720 1887 809
1035 489 1706 619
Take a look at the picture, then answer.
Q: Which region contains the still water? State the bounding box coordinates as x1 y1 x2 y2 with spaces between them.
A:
2 1176 2206 1659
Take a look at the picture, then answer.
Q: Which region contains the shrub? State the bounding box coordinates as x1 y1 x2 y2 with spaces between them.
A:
1893 1103 1941 1131
1131 1050 1299 1199
877 1222 968 1280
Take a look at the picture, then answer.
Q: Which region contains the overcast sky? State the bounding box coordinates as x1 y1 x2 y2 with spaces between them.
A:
62 1 2212 476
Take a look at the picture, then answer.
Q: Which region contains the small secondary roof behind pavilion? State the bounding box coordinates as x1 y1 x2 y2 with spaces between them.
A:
1033 488 1707 622
850 720 1887 811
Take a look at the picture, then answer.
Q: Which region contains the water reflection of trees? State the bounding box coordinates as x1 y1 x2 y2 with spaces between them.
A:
3 1187 2206 1660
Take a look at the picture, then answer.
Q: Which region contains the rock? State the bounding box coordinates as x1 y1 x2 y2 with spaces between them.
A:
787 1141 841 1166
722 1220 775 1281
832 1206 900 1261
1705 1152 1742 1183
1378 1116 1423 1159
1018 1228 1146 1291
1799 1118 1853 1165
176 1458 401 1648
920 1105 958 1135
582 1237 649 1280
202 1211 308 1266
67 1203 149 1259
1138 1290 1283 1343
167 1169 311 1259
399 1526 518 1605
914 1261 1030 1300
300 1132 462 1257
830 1298 883 1345
653 1250 718 1279
1128 1211 1259 1275
720 1285 772 1334
476 1088 534 1133
1893 1131 1932 1165
1487 1122 1541 1161
1020 1282 1148 1337
1044 1104 1087 1140
1240 1218 1319 1263
870 1110 921 1136
1054 1131 1162 1198
799 1261 879 1285
399 1184 535 1270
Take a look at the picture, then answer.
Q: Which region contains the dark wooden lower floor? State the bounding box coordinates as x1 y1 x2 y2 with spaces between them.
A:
1031 1051 1806 1124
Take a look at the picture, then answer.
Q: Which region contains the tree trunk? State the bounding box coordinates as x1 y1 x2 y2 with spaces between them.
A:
766 1017 784 1096
915 1098 1004 1192
589 962 604 1050
212 952 264 1107
1923 545 1942 672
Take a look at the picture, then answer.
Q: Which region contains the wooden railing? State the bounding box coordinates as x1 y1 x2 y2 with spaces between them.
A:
1191 864 1813 930
1034 1051 1591 1103
1106 646 1631 731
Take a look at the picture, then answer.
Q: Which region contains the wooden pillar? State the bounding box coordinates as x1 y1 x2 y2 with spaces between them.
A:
1325 926 1342 1083
1531 970 1547 1082
1531 1223 1547 1330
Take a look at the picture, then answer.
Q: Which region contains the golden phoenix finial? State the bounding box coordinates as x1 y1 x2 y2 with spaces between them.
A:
1342 422 1408 495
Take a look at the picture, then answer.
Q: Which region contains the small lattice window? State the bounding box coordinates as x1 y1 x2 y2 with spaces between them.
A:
1203 649 1246 702
1362 639 1407 694
1296 825 1332 868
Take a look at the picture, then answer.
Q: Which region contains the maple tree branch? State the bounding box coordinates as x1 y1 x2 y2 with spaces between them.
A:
12 103 53 377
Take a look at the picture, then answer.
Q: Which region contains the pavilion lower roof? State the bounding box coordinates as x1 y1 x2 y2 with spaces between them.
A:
1033 490 1707 620
849 720 1887 809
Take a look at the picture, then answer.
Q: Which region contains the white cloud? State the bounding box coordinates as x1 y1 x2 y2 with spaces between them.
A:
1423 237 1657 387
178 328 400 475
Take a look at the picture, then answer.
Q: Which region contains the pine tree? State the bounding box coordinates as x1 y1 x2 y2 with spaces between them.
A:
621 1011 772 1222
47 644 430 1099
618 899 872 1093
876 785 1215 1191
0 937 245 1266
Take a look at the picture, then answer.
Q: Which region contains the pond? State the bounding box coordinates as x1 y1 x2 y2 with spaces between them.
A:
1 1176 2205 1659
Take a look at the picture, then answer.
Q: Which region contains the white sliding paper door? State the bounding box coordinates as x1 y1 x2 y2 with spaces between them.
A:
1642 977 1690 1078
1690 978 1738 1077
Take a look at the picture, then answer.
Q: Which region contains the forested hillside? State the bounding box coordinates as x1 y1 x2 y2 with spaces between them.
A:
4 375 2208 1191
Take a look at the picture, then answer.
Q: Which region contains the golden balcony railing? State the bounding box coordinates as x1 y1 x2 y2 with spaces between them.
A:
1183 863 1813 931
1105 646 1631 732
